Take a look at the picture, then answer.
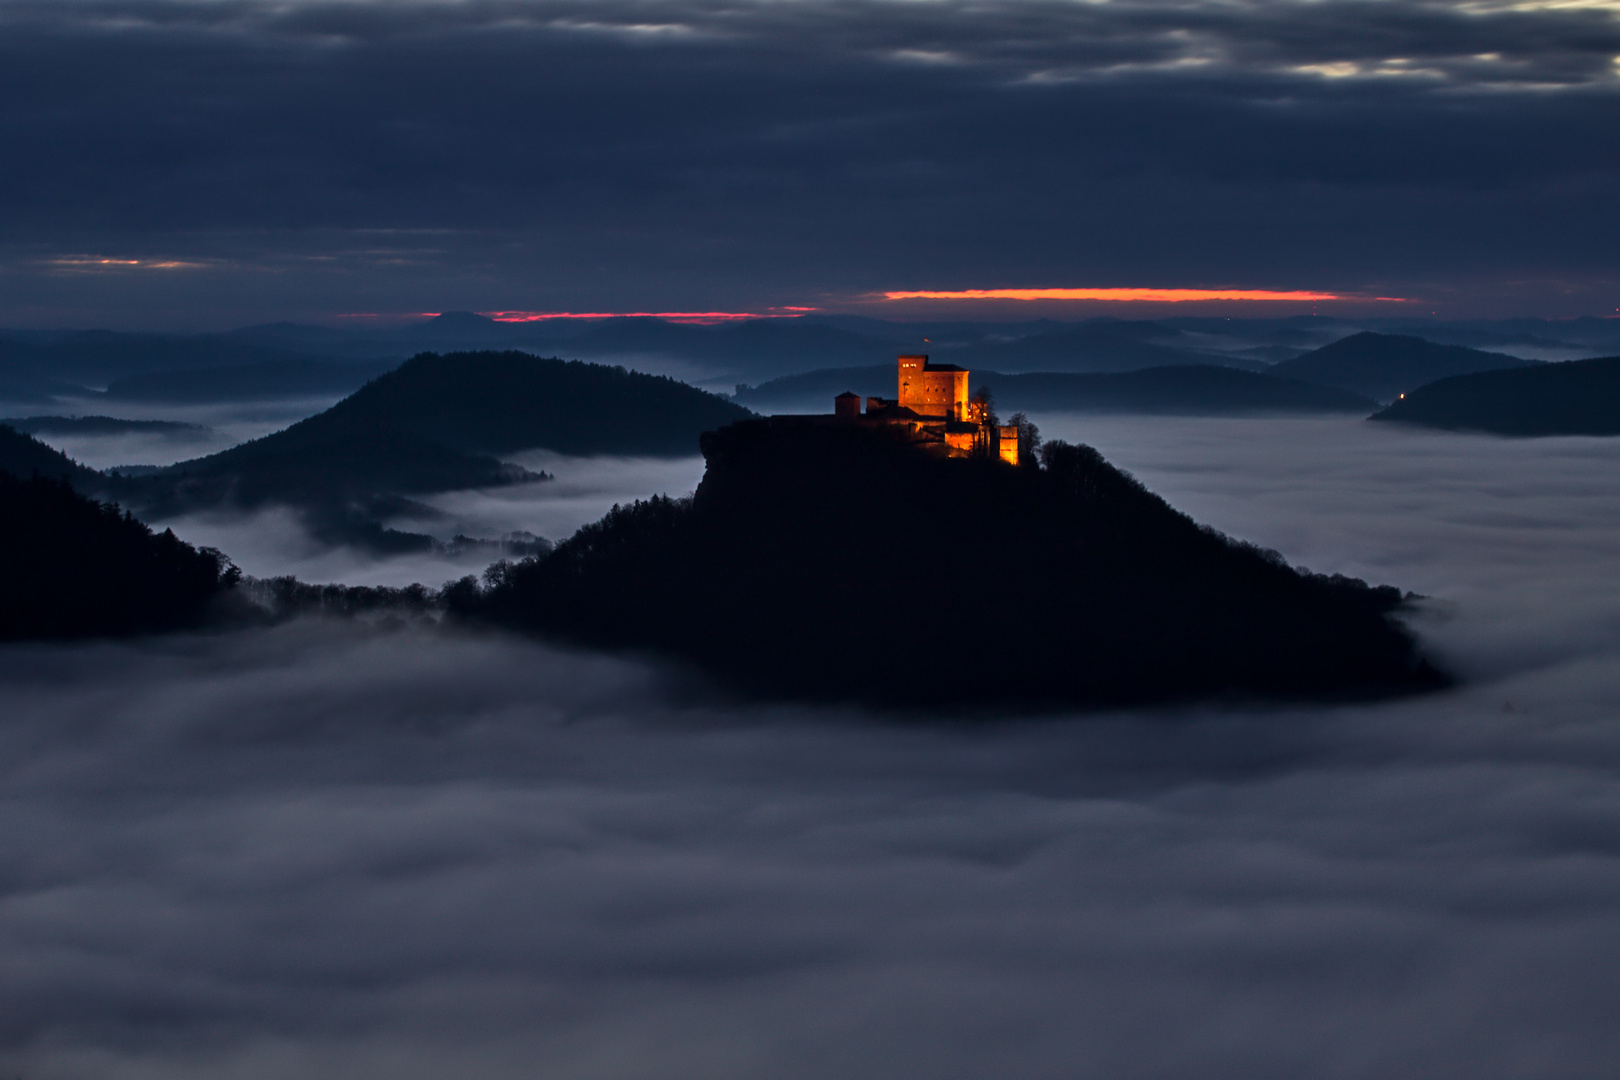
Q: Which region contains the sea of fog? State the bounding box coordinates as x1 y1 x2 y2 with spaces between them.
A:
4 414 1620 1078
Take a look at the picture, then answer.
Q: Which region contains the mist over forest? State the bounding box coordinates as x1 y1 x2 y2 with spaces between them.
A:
0 0 1613 1055
5 0 1620 1060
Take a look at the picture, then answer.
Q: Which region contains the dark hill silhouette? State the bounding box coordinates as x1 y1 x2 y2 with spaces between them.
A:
462 421 1445 710
125 423 521 554
147 428 535 511
104 358 399 402
1271 332 1539 402
1370 355 1620 435
120 350 750 550
0 424 106 491
0 471 237 641
734 365 1372 415
305 350 753 456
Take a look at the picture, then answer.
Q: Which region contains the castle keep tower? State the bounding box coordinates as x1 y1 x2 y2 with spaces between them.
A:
832 355 1021 465
897 354 970 421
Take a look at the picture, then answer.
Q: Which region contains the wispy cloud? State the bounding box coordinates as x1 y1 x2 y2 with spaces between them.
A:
0 0 1616 322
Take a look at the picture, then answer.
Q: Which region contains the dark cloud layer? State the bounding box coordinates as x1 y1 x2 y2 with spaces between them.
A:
4 414 1620 1077
1 0 1617 324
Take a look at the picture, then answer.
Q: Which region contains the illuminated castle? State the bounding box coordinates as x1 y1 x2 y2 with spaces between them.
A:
834 354 1021 464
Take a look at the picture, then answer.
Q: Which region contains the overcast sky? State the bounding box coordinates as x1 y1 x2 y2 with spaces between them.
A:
1 0 1617 327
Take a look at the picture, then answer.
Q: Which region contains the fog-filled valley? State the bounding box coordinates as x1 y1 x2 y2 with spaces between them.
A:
8 0 1620 1061
6 403 1620 1076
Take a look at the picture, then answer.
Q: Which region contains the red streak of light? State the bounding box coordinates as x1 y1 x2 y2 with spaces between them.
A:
881 288 1385 303
482 309 773 324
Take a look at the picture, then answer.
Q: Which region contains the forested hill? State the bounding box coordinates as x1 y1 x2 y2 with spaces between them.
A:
145 350 755 500
0 471 237 641
311 350 753 456
1370 355 1620 435
461 420 1446 710
0 424 106 491
118 351 750 548
1270 332 1539 402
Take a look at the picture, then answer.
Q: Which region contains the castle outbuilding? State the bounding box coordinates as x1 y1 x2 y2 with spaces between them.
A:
835 355 1020 464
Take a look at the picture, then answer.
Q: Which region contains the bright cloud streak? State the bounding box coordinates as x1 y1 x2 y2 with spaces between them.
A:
46 256 208 271
881 288 1368 303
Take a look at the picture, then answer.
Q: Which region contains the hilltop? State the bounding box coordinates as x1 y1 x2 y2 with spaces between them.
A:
116 351 752 549
1370 355 1620 435
1271 332 1539 402
305 350 753 456
0 424 107 491
463 420 1445 710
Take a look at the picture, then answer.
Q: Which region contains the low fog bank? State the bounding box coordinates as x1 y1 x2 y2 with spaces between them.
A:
148 453 706 587
4 394 346 470
398 450 707 547
1031 412 1620 684
5 413 1620 1076
1 619 1618 1079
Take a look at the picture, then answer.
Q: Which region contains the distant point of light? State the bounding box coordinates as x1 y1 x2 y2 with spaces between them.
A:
880 288 1376 303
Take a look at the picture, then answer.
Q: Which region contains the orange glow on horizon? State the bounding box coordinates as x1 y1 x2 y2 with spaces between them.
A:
481 309 798 324
881 287 1386 303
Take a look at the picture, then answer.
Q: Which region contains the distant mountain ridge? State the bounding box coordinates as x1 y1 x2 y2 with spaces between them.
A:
9 316 1615 406
1270 332 1540 402
104 358 399 402
733 364 1373 415
3 415 210 437
1370 355 1620 435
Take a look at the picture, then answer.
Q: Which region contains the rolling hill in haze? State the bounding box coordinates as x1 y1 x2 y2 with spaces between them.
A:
120 351 754 549
935 321 1265 375
3 415 210 437
104 358 399 402
1370 355 1620 435
0 330 376 385
733 364 1374 415
1270 332 1541 402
